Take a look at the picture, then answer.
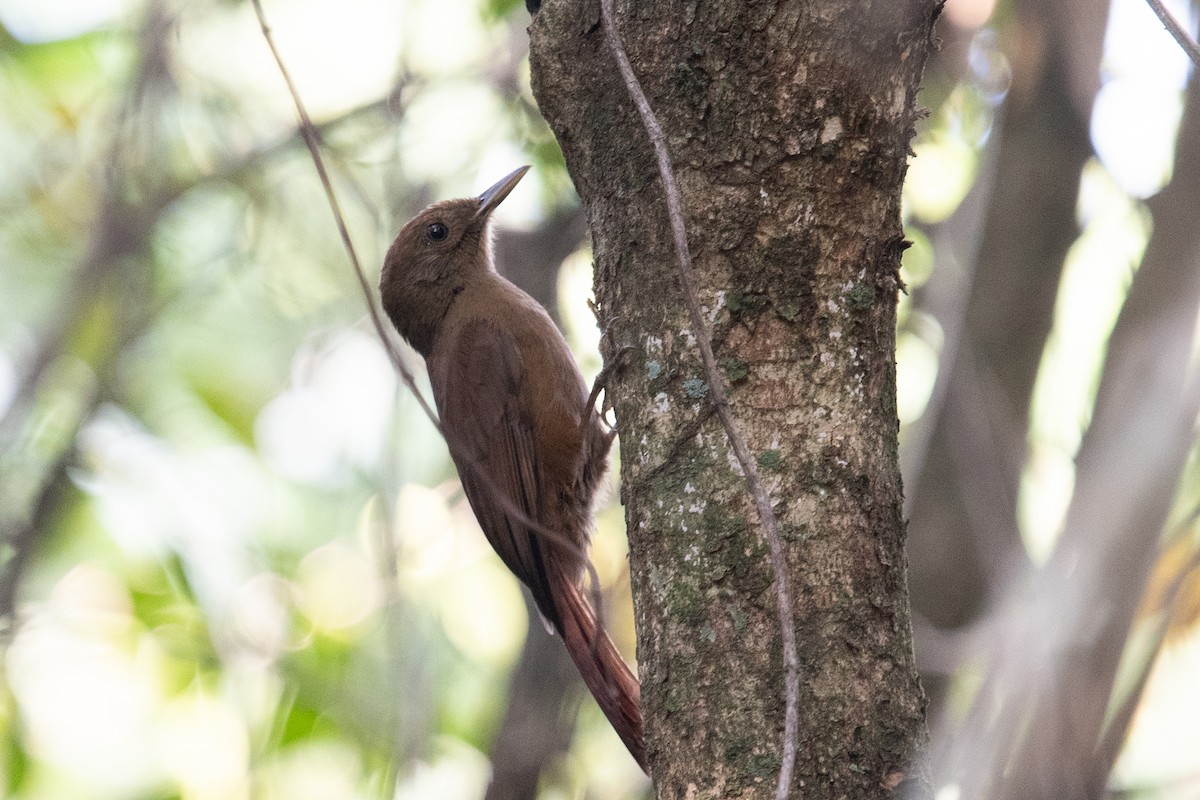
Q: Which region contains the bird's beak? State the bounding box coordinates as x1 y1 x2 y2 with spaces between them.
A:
476 165 530 220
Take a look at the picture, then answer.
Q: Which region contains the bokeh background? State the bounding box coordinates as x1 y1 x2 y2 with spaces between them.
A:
0 0 1197 798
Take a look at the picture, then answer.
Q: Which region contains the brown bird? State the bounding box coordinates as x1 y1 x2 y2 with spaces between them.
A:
379 167 646 773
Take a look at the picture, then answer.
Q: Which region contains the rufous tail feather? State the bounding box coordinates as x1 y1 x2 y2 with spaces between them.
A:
550 566 647 773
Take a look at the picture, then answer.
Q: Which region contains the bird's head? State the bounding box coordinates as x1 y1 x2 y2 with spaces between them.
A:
380 166 529 353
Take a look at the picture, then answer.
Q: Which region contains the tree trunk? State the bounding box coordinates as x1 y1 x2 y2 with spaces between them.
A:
529 1 938 795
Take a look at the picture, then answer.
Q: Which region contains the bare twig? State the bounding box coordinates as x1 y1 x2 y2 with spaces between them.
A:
597 1 801 795
1143 0 1200 68
248 0 439 428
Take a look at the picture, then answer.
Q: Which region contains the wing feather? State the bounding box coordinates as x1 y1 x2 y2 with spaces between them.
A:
432 319 559 625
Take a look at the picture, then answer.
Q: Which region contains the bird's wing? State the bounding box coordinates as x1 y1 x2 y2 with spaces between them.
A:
434 318 559 625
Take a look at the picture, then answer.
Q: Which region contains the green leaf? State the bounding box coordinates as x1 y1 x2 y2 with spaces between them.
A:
4 723 28 795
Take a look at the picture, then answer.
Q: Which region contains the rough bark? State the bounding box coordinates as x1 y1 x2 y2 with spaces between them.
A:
529 1 937 795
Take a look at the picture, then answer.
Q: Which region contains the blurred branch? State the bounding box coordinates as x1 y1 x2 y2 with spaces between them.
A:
0 440 79 630
0 4 185 627
484 595 581 800
906 0 1107 635
934 70 1200 799
1144 0 1200 67
188 97 397 208
900 9 996 501
0 253 168 630
494 205 586 324
900 120 997 504
0 198 155 448
0 3 180 448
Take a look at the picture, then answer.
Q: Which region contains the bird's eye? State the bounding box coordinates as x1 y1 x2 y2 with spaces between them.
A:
426 222 449 242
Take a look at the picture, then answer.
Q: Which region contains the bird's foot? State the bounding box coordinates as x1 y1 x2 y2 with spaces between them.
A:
586 344 633 434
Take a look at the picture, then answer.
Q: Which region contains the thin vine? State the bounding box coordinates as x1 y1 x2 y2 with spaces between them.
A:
1144 0 1200 67
597 1 802 796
